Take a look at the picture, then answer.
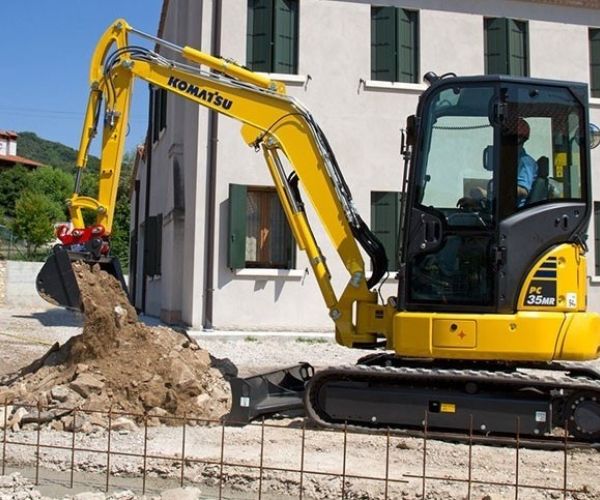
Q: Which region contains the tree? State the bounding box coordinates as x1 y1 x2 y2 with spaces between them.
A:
0 165 30 218
109 151 135 271
11 191 62 258
16 131 100 174
28 167 73 218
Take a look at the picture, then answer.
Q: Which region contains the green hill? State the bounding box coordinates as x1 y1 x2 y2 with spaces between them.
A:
16 131 100 172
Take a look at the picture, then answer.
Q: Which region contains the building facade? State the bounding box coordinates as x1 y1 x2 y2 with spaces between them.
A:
130 0 600 330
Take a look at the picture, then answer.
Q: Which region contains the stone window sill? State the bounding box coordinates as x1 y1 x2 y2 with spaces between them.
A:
257 72 308 86
363 80 427 93
234 268 306 280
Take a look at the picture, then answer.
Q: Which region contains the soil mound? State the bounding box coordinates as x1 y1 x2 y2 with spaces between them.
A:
0 263 232 430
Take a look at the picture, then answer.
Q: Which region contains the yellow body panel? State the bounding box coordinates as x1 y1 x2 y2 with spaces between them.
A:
392 311 600 361
432 319 477 348
390 244 600 362
518 244 585 312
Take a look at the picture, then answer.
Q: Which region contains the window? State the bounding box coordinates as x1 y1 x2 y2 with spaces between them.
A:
151 87 167 143
591 28 600 98
420 87 495 215
371 191 402 271
371 7 419 83
247 0 298 74
144 213 162 277
418 85 585 217
484 18 529 77
228 184 295 269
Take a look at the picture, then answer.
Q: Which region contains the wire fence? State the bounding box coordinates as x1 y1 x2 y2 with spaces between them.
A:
0 225 48 261
0 400 595 499
0 226 25 261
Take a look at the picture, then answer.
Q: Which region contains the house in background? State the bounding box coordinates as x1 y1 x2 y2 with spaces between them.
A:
0 130 43 170
130 0 600 331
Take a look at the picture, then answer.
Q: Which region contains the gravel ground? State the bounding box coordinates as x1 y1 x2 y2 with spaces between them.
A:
3 420 600 499
1 265 600 499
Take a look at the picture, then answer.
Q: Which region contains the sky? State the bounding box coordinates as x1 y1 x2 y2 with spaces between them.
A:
0 1 163 157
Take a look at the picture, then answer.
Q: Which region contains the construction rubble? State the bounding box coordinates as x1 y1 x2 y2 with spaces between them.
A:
0 263 232 432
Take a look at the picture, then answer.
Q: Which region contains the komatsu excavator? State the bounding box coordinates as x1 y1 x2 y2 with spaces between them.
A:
36 19 600 444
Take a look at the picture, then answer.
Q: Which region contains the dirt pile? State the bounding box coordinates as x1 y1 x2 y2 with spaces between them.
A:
0 263 232 431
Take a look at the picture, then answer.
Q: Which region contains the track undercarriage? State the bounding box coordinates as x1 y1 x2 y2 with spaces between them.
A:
303 355 600 449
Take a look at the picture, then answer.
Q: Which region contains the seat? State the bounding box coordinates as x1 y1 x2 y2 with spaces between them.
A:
527 156 549 203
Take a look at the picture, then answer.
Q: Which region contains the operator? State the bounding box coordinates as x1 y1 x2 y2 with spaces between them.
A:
515 118 537 207
458 117 537 210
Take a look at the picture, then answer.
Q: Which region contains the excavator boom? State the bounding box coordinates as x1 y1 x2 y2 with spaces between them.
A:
36 19 389 347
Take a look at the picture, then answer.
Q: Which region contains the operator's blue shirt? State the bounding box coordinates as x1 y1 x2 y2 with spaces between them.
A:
517 147 538 207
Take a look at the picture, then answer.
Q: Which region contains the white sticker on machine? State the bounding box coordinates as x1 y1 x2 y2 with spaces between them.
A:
535 411 547 423
240 397 250 408
566 293 577 309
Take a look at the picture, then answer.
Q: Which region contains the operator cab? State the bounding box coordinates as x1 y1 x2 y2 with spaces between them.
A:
399 75 591 313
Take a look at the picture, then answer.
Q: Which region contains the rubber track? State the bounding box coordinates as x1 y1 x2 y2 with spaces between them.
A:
304 364 600 450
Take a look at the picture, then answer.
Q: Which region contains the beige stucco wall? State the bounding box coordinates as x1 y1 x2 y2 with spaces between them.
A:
134 0 600 330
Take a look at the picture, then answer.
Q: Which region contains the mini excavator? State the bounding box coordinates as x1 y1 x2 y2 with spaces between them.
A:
36 19 600 444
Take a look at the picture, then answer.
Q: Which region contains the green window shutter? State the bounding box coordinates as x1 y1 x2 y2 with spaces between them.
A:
591 29 600 98
273 0 298 74
143 217 154 277
286 234 296 269
371 191 401 271
228 184 247 269
143 215 162 276
371 6 397 82
159 89 167 131
155 213 162 275
397 9 418 84
508 19 528 77
247 0 273 72
484 18 509 75
151 87 159 143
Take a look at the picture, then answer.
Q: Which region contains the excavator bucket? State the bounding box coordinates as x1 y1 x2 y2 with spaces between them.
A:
36 245 127 310
227 362 314 425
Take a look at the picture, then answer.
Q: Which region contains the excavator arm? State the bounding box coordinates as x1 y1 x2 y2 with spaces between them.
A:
36 19 393 347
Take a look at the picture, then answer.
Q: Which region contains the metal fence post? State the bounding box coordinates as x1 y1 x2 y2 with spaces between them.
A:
299 420 306 500
422 411 428 498
467 415 473 500
35 403 41 485
341 421 348 499
2 399 7 476
219 420 225 499
106 407 112 493
70 410 77 489
384 428 390 500
259 417 265 500
180 413 187 487
563 420 569 500
515 416 520 500
142 413 148 495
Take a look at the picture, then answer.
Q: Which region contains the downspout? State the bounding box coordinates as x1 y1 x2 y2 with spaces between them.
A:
202 0 222 330
142 85 154 313
130 178 141 305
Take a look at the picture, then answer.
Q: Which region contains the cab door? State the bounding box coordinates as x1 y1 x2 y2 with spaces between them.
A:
493 83 590 312
403 84 499 312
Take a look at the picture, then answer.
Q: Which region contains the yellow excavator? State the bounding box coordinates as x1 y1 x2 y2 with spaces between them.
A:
36 19 600 444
